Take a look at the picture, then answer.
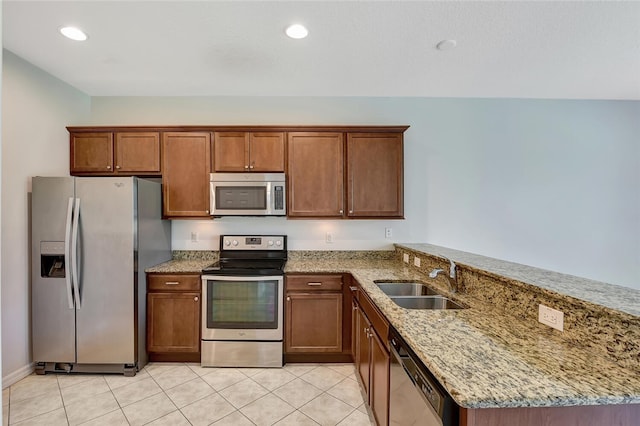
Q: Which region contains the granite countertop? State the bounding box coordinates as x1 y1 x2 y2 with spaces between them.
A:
147 251 640 410
398 243 640 317
146 259 213 274
285 257 640 410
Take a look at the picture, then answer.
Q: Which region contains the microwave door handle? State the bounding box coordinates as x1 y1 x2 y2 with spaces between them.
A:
265 182 272 214
71 197 81 309
64 197 75 309
209 182 216 215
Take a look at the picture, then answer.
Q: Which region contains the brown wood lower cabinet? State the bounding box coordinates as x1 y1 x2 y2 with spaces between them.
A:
284 274 353 362
286 293 342 353
146 273 201 362
353 283 390 426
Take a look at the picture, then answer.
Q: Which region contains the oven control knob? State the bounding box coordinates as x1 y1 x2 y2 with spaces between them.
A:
268 240 274 246
232 240 239 246
275 240 282 246
224 240 231 247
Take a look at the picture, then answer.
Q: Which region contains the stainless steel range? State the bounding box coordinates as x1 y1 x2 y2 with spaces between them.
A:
201 235 286 368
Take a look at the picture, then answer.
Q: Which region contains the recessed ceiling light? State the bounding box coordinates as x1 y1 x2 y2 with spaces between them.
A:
285 24 308 39
436 39 457 51
60 26 88 41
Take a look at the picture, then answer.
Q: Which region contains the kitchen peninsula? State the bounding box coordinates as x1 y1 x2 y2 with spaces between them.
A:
148 243 640 425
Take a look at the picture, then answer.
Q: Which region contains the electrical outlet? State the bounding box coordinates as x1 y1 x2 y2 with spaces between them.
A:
325 232 334 243
190 232 198 242
385 227 393 238
538 304 564 331
403 253 409 263
414 257 421 267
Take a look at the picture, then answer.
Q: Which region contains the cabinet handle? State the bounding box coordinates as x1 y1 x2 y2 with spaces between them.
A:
165 281 180 285
244 165 249 169
353 305 358 312
307 282 322 286
106 166 111 170
349 286 358 291
339 210 343 214
115 165 121 169
194 296 199 302
287 296 291 301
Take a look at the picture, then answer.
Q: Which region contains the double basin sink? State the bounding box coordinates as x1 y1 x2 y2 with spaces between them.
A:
375 282 465 310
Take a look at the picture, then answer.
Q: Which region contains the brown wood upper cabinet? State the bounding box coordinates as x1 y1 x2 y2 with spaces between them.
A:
70 131 161 176
347 132 403 218
214 132 285 172
287 132 345 217
288 131 404 219
162 132 212 218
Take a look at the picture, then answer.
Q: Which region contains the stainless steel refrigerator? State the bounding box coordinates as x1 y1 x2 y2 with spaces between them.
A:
31 176 171 376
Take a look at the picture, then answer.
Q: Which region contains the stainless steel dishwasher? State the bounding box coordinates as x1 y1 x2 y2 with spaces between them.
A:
389 328 458 426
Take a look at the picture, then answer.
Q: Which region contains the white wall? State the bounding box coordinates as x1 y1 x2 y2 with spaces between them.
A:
90 97 640 289
1 50 90 385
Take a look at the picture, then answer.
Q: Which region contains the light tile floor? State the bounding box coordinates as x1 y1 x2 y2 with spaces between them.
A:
3 363 374 426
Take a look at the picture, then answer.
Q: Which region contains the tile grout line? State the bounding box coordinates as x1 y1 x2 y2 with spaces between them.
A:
7 363 372 426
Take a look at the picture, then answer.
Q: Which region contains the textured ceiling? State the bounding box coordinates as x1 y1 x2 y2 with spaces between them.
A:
3 1 640 99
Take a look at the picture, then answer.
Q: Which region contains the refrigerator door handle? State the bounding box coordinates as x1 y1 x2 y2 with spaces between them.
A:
71 197 81 309
64 197 75 309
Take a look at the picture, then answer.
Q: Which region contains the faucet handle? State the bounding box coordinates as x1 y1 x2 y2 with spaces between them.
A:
429 268 443 278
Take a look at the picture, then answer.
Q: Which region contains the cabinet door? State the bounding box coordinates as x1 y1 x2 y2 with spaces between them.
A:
147 292 200 353
285 292 343 353
70 132 114 174
249 132 285 171
287 132 344 217
356 304 372 396
162 132 212 217
347 133 404 218
370 329 390 426
213 132 248 171
114 132 161 175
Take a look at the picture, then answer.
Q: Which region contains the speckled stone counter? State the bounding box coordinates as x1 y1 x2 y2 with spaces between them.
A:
285 249 640 409
145 250 217 274
146 247 640 409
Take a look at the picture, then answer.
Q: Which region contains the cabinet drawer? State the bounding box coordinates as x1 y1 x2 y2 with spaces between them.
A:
148 274 201 291
286 274 343 291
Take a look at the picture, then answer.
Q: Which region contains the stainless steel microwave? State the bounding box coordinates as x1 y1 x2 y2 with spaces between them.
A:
210 173 286 216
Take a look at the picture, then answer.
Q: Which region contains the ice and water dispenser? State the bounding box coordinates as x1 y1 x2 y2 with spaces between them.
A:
40 241 66 278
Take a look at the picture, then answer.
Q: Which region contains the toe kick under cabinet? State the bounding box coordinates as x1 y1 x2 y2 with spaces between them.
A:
146 273 201 362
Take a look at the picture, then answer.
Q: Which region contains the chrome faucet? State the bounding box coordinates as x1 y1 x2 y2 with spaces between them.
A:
429 257 458 293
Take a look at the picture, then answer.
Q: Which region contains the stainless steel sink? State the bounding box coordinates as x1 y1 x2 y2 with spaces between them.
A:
389 296 465 310
375 282 441 296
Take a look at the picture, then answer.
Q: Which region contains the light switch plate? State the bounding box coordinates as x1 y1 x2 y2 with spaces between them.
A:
538 304 564 331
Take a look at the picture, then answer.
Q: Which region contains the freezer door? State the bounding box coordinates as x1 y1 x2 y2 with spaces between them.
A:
31 177 76 363
75 177 136 364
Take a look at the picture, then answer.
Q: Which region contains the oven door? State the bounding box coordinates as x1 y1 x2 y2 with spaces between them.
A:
201 275 284 341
